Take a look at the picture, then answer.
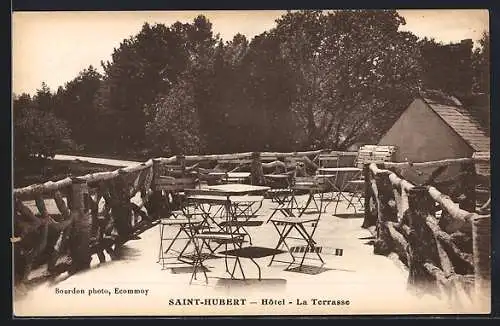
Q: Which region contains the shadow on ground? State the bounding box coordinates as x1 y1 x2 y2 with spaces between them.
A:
215 278 287 289
333 213 365 219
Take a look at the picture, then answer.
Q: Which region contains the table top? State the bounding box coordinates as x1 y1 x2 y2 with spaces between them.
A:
207 183 270 195
318 167 361 173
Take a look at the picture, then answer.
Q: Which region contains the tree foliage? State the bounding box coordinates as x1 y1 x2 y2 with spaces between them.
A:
270 10 422 149
54 66 102 151
13 87 74 161
145 75 205 155
15 10 484 159
472 32 489 93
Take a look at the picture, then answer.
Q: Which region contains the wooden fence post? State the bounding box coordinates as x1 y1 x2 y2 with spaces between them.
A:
68 177 92 273
460 162 477 212
375 169 398 224
472 215 491 310
251 152 265 186
407 186 438 294
362 163 376 229
373 168 398 255
114 169 134 242
177 155 186 176
149 159 163 219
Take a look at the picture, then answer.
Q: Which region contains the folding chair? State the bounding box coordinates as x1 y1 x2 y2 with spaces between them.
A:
187 190 251 284
268 176 327 270
190 232 246 284
293 176 324 215
316 152 341 209
345 179 365 212
338 145 397 214
154 176 206 268
318 152 340 170
219 195 264 245
157 214 204 268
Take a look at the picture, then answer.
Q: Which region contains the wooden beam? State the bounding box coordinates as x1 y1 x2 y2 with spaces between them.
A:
428 186 476 233
384 157 483 169
14 159 154 198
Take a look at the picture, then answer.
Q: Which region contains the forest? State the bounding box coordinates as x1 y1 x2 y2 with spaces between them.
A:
13 10 490 164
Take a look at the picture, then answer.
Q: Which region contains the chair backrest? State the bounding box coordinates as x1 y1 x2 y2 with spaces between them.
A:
336 152 358 167
155 163 185 178
318 153 340 169
153 176 198 192
292 176 326 219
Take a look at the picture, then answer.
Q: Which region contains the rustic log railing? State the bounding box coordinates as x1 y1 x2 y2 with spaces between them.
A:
362 160 491 309
13 160 155 285
12 150 323 287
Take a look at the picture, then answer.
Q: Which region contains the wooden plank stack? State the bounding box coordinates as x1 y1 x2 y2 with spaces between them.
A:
356 145 398 168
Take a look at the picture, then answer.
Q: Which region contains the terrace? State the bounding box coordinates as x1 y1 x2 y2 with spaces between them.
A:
12 148 491 316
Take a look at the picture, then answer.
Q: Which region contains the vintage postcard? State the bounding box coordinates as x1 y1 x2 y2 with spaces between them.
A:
12 9 491 317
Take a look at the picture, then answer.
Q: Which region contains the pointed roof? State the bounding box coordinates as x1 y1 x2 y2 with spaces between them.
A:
419 90 490 153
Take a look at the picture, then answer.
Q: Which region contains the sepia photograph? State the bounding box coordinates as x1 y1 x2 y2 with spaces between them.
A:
11 9 491 316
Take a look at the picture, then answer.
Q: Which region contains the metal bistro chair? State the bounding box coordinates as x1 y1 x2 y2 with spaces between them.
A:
264 156 295 217
155 176 206 269
344 145 397 214
268 176 328 270
316 152 341 210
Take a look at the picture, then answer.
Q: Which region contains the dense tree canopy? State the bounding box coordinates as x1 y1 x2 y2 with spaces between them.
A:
472 32 489 94
272 10 422 149
13 86 74 161
54 66 102 151
14 10 489 159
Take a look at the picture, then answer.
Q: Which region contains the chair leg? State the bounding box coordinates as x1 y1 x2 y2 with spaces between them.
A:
157 224 164 264
190 238 208 285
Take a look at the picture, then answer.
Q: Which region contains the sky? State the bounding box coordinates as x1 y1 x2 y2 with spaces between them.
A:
12 9 489 95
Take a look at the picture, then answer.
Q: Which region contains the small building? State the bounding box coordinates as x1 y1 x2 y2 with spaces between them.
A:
378 90 490 185
379 90 489 162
